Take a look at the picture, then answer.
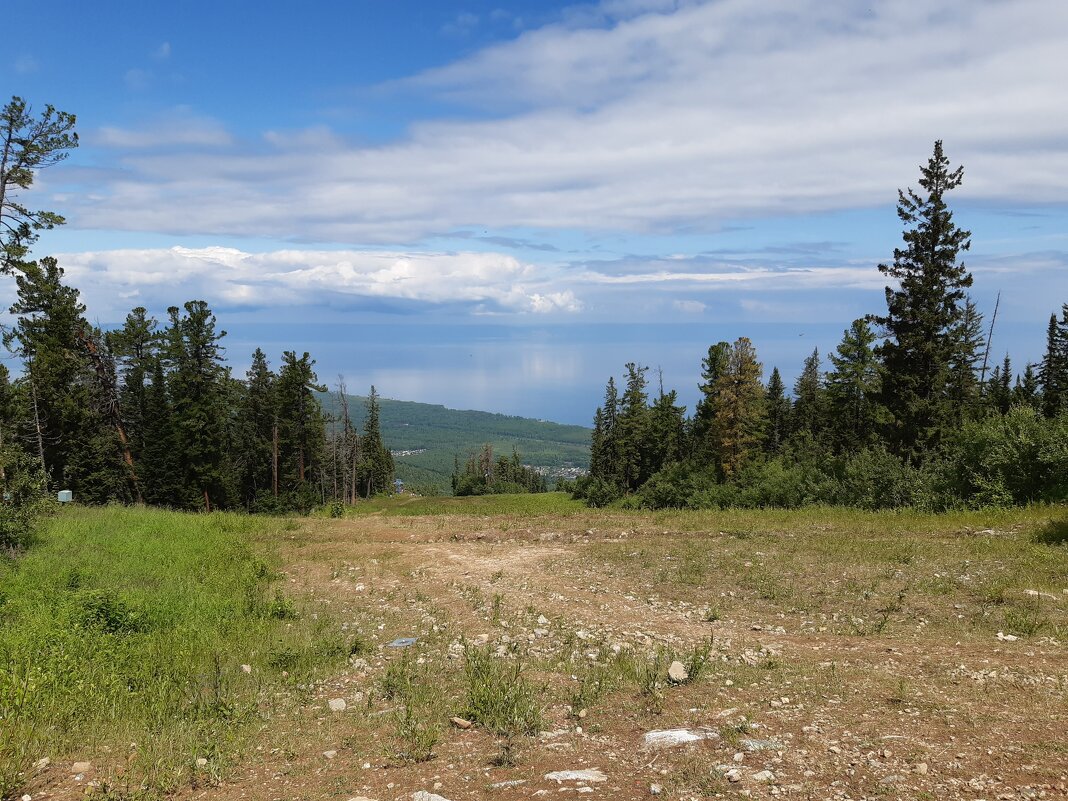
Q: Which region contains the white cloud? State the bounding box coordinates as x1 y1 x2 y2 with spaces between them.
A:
14 54 38 74
46 246 584 318
57 0 1068 244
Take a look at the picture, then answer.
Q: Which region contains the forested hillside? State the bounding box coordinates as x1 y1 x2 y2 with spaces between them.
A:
317 392 590 492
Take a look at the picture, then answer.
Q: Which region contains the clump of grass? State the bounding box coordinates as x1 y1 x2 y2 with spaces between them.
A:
461 644 542 737
683 637 716 683
627 647 673 712
0 507 346 799
379 651 446 763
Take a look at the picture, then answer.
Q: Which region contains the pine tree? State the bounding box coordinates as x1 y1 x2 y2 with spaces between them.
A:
947 297 985 423
234 348 277 509
275 351 326 509
647 374 686 475
764 367 791 454
711 337 766 477
692 342 730 461
589 376 620 487
826 319 881 452
357 386 393 497
140 356 181 505
166 301 229 511
107 307 159 463
987 354 1014 415
875 140 973 459
791 348 827 442
616 363 650 492
1015 363 1040 409
1039 306 1068 418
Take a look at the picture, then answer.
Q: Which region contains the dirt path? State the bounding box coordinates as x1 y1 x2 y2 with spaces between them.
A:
188 515 1068 801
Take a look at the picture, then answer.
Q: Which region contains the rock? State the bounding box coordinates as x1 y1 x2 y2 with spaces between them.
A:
996 631 1019 642
450 716 473 729
71 762 91 774
725 768 742 783
545 769 608 783
241 664 252 673
323 750 338 759
667 660 689 683
880 774 906 786
914 762 929 775
490 780 527 789
643 728 718 749
348 797 377 801
650 783 664 795
752 770 776 783
538 615 550 625
412 792 452 801
741 738 784 752
33 757 50 773
195 757 208 767
328 697 347 712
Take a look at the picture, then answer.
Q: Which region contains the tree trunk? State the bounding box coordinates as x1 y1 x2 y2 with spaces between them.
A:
272 421 279 497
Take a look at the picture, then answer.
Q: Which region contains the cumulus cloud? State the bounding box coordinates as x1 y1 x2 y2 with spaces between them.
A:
48 246 584 318
56 0 1068 245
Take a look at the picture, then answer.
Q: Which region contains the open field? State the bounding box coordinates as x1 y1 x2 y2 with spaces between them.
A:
7 497 1068 800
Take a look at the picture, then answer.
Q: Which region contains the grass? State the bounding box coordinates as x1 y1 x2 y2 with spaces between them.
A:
0 507 348 800
340 491 586 518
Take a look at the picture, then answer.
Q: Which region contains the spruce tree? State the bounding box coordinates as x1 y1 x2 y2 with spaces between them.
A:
790 348 827 442
1039 306 1068 418
357 386 393 497
764 367 791 454
234 348 277 509
875 140 973 459
616 363 650 492
589 377 620 487
140 357 181 506
692 342 730 462
826 319 881 452
647 377 686 476
275 351 326 509
711 337 766 477
947 297 985 423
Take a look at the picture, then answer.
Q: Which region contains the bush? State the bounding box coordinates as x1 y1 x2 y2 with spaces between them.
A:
571 475 622 508
0 447 50 552
948 408 1068 506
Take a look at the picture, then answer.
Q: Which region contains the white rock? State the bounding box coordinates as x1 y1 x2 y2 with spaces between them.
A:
725 768 743 783
323 750 338 759
667 660 689 683
71 762 91 774
328 697 347 712
412 792 452 801
650 783 663 795
241 664 252 673
753 770 776 783
643 728 718 749
545 769 608 783
195 757 208 767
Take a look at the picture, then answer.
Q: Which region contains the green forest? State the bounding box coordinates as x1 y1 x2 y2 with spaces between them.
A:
575 142 1068 511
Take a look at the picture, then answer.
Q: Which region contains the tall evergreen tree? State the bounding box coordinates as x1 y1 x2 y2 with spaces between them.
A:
140 356 180 506
166 301 229 511
826 319 881 452
357 386 393 497
1038 306 1068 418
647 374 686 476
616 363 651 492
790 348 827 442
1015 363 1041 410
691 342 730 462
711 337 766 477
589 376 620 487
875 140 973 459
947 297 985 423
764 367 791 454
234 348 277 509
987 354 1014 415
107 307 159 463
275 351 326 508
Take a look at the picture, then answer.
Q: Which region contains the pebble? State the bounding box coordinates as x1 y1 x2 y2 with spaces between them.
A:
328 698 347 712
71 762 91 774
725 769 743 783
241 664 252 673
323 750 338 759
412 792 452 801
195 757 208 768
650 783 663 795
753 770 776 783
643 728 718 749
450 716 473 729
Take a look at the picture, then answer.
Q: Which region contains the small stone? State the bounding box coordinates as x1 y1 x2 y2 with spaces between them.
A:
650 783 663 795
21 795 31 801
33 757 49 772
538 615 550 625
545 769 608 783
915 762 929 775
241 664 252 673
577 709 587 719
450 716 473 729
753 770 776 783
412 793 452 801
328 698 347 712
71 762 91 774
323 750 338 759
725 768 742 783
667 660 689 683
195 757 208 768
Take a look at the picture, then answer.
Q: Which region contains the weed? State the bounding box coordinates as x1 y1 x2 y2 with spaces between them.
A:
491 592 504 624
718 717 752 747
1003 602 1047 637
887 677 910 706
462 645 542 736
263 590 298 620
683 637 716 683
393 698 440 764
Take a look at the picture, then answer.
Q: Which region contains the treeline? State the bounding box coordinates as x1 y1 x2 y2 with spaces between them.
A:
0 97 394 523
0 259 394 513
576 142 1068 510
451 444 548 496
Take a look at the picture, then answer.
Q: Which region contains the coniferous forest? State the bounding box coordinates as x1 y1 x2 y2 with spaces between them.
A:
575 142 1068 510
0 97 393 537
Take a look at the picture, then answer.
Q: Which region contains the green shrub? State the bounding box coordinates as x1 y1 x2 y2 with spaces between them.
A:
461 645 542 736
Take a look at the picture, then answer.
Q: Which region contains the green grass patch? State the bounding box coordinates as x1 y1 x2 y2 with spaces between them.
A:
0 507 347 799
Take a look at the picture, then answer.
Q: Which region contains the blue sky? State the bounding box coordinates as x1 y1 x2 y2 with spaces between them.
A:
4 0 1067 424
